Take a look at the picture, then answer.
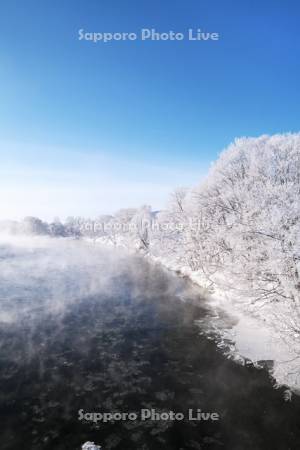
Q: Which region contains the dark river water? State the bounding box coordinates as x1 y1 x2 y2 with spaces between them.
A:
1 240 300 450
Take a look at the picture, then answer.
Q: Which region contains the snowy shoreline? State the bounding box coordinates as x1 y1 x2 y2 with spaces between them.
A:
87 236 300 395
147 253 300 396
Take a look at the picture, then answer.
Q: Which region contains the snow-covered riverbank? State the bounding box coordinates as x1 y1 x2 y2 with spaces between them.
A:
146 254 300 395
84 235 300 394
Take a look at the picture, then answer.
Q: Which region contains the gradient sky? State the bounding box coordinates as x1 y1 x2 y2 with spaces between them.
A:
0 0 299 220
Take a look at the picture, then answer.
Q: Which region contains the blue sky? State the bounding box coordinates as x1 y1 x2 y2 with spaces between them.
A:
0 0 299 220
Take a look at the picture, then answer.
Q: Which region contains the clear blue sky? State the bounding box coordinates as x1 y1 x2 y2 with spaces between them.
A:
0 0 299 219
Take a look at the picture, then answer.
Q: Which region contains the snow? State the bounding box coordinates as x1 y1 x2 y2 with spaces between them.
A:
82 442 101 450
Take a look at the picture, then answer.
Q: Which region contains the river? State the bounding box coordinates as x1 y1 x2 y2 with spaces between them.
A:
0 238 300 449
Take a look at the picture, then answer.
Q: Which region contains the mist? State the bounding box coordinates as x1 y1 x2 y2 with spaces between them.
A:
0 234 190 363
0 235 148 326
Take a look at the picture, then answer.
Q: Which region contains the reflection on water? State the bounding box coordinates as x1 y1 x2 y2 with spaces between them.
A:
1 238 300 450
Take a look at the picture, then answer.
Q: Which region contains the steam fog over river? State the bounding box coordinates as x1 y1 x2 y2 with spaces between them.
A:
1 237 300 450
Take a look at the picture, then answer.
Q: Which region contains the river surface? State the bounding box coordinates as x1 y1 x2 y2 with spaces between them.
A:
0 238 300 450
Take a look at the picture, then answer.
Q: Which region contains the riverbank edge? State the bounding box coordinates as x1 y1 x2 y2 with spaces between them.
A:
84 236 300 396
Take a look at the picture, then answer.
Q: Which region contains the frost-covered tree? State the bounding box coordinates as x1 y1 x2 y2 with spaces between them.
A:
180 134 300 309
48 217 67 237
22 216 48 235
